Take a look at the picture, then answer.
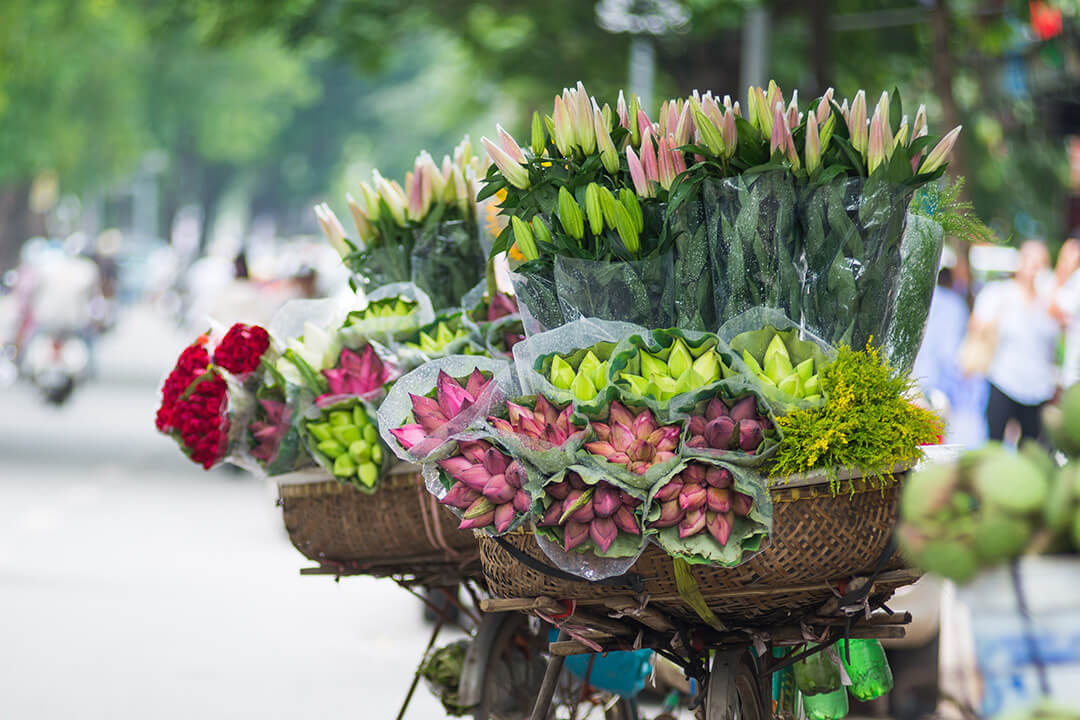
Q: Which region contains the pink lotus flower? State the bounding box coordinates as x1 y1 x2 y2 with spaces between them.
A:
685 395 771 454
319 345 396 404
537 471 642 553
648 461 755 546
489 394 580 448
584 401 680 475
436 440 530 533
388 369 492 450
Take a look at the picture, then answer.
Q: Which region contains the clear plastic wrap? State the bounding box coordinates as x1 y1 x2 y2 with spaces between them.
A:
798 175 914 350
643 458 772 567
350 243 413 292
553 253 676 329
881 214 945 374
460 285 524 359
411 218 487 311
509 268 567 336
394 311 487 370
339 282 436 348
667 188 717 331
512 317 646 408
704 172 801 327
297 394 386 492
532 465 647 579
378 354 510 464
238 361 316 477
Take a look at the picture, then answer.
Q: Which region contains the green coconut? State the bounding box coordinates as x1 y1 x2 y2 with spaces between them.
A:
973 511 1031 563
901 463 959 523
920 539 978 584
972 452 1048 514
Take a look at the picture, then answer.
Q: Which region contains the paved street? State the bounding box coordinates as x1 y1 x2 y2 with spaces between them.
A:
0 308 452 719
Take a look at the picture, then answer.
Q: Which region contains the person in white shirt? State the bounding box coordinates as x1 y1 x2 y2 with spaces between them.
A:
970 241 1063 442
1052 237 1080 387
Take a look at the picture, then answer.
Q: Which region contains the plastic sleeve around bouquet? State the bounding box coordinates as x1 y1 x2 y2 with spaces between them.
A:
798 175 915 350
479 366 590 476
719 308 834 411
339 282 436 348
348 243 413 292
530 464 648 579
420 437 537 537
509 267 567 336
667 378 781 469
668 189 717 332
410 218 486 311
378 354 511 465
553 252 676 329
643 458 772 567
483 314 525 359
881 214 945 374
512 317 647 408
238 361 317 477
604 327 736 421
707 172 800 327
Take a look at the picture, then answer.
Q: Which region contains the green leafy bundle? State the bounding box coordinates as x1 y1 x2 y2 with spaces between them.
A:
770 344 943 491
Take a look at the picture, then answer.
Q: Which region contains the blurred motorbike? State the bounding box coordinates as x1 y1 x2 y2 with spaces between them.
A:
21 331 90 405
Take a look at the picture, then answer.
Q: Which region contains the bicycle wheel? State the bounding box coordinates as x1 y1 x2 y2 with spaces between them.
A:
471 613 636 720
704 650 766 720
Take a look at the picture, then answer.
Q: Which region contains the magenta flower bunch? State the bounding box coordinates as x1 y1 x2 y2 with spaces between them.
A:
437 440 531 533
649 462 755 545
389 369 492 451
685 396 772 455
537 472 642 553
583 401 680 475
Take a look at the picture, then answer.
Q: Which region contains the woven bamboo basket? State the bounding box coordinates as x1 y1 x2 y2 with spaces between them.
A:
479 470 911 626
279 463 480 584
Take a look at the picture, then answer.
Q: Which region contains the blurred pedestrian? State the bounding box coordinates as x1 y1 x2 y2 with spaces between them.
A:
1052 235 1080 386
968 241 1062 443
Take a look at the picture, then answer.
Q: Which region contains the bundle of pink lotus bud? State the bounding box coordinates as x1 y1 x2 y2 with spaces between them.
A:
583 401 681 476
684 395 773 456
649 463 754 540
436 440 532 533
536 471 643 555
388 368 494 455
489 394 582 449
542 342 616 403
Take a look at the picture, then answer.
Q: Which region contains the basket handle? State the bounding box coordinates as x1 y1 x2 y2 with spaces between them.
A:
491 536 645 592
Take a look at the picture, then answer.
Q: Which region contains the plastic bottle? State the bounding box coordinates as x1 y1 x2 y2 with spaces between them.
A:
792 643 842 696
772 649 799 720
802 688 850 720
839 639 894 701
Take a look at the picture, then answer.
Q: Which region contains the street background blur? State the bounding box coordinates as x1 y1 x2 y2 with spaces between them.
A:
1 1 1078 718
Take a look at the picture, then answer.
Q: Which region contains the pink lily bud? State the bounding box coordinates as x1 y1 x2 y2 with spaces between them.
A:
405 170 423 222
652 499 683 528
593 484 621 517
839 99 850 124
786 90 800 132
636 109 654 142
575 82 596 154
493 502 517 533
867 111 886 175
894 115 909 150
679 508 707 539
918 126 962 175
720 109 737 159
706 511 734 545
590 517 619 553
440 482 480 510
344 194 373 249
612 506 641 535
496 124 527 164
705 467 733 489
805 112 822 175
678 483 707 512
816 87 834 126
657 136 678 190
730 397 758 423
706 487 732 513
675 101 694 146
733 492 754 517
766 80 785 117
481 136 530 190
848 90 868 156
911 104 928 145
654 479 683 503
616 90 630 130
875 91 893 150
640 130 659 184
563 521 590 551
626 147 653 198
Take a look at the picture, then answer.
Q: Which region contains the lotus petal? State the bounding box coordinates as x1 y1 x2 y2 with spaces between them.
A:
706 511 733 545
493 503 517 533
390 424 427 450
590 517 618 553
733 492 754 517
679 508 707 538
612 506 640 535
705 467 733 489
563 521 590 551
